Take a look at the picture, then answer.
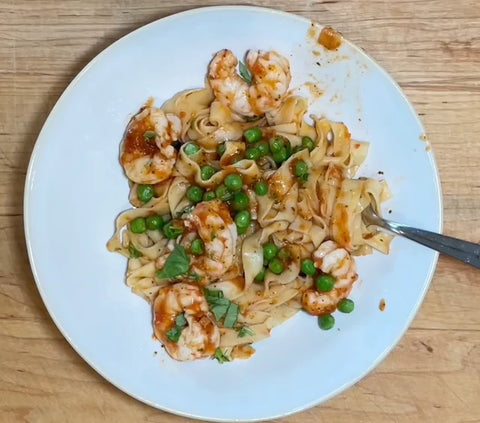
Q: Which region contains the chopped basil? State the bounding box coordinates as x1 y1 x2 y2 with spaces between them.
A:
204 287 224 301
214 348 230 364
166 326 182 343
143 130 156 139
204 288 239 327
166 313 188 343
239 61 252 84
237 326 254 338
128 242 142 258
224 303 239 328
156 245 190 279
182 204 195 214
187 271 201 282
210 300 230 321
175 313 187 328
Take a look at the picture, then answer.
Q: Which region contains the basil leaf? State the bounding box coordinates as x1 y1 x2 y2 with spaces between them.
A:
224 302 239 328
211 303 229 321
166 326 182 343
143 130 156 139
214 348 230 364
188 271 201 282
128 242 142 258
239 61 252 84
204 288 224 302
156 245 190 279
175 313 187 328
204 288 239 326
182 205 195 214
237 326 254 338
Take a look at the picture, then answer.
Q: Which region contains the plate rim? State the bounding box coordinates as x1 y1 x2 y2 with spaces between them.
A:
23 5 443 422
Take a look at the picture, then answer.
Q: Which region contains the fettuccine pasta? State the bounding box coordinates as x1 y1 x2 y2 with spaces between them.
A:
107 49 392 362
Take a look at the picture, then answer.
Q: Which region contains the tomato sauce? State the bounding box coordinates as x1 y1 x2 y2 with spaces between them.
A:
121 115 157 164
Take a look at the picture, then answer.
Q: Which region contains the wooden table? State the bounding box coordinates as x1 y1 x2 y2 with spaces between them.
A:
1 1 479 422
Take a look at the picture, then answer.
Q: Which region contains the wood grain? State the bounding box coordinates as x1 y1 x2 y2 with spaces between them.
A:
1 1 479 422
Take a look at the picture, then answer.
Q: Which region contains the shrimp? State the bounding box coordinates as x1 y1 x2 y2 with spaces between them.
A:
208 49 291 117
302 240 358 315
120 104 182 184
185 200 237 281
153 283 220 361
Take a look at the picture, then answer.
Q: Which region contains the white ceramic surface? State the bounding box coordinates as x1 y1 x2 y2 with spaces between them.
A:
24 6 442 422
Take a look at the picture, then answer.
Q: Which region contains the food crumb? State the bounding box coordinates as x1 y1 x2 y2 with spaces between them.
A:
153 351 158 356
318 27 342 50
379 299 386 311
378 171 384 175
304 82 323 100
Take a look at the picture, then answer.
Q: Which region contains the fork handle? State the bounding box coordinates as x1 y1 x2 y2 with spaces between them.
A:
385 221 480 269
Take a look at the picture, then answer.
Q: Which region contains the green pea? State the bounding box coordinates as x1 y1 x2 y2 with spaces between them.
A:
203 191 216 201
245 147 260 161
273 147 288 164
146 215 163 230
237 225 247 235
268 258 284 274
187 186 204 203
269 136 284 153
285 140 292 158
263 243 279 261
137 184 154 203
217 143 226 156
215 184 233 202
337 298 355 313
316 274 335 292
318 314 335 330
184 143 200 155
256 141 270 157
163 220 184 239
254 268 266 282
295 161 309 178
224 173 243 192
232 192 249 211
191 238 204 255
200 165 216 181
302 136 315 151
277 248 291 260
130 217 147 234
254 181 268 196
300 259 316 276
235 210 251 229
244 127 262 143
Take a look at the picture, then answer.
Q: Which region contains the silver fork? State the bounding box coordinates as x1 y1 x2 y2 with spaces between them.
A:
362 205 480 269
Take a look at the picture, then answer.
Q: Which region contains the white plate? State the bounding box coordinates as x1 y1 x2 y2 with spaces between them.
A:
24 6 442 422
